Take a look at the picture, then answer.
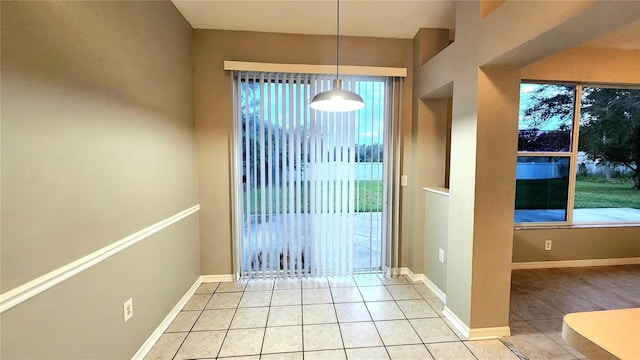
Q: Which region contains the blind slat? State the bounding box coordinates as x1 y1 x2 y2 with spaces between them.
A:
274 72 283 278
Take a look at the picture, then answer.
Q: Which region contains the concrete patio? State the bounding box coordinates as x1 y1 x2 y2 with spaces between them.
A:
242 212 383 273
515 207 640 223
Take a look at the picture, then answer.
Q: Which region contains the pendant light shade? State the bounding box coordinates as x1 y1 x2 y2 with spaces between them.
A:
310 79 365 112
309 0 365 112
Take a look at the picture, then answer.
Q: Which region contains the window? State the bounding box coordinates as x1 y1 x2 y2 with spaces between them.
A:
515 83 640 225
515 83 575 223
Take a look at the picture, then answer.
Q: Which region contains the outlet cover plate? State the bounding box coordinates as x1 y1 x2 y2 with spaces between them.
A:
124 298 133 322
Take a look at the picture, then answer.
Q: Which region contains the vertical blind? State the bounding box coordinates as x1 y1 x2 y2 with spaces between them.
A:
232 71 402 279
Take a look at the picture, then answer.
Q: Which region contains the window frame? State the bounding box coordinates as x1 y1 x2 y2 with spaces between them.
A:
516 81 640 227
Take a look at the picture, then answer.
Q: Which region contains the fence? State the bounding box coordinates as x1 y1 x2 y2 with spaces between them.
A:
516 161 567 180
303 162 383 181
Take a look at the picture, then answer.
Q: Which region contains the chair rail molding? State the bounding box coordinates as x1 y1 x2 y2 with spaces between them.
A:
0 205 200 313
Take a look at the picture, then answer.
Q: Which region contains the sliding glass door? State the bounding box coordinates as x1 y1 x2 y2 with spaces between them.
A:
232 72 399 279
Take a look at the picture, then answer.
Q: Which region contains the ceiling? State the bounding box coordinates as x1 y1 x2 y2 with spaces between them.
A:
171 0 456 39
171 1 639 50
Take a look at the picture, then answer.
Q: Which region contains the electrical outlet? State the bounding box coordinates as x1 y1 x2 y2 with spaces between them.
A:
401 175 408 186
438 248 445 263
545 240 552 251
124 298 133 322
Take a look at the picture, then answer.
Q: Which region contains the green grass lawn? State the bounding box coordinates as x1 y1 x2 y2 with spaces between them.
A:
247 179 640 214
575 180 640 209
356 180 383 212
243 180 383 214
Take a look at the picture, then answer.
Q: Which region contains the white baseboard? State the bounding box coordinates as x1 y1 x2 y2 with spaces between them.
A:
443 306 510 340
443 306 470 339
468 326 511 340
200 274 235 282
399 267 447 303
132 274 235 359
131 277 201 360
420 274 447 303
512 257 640 270
397 267 418 281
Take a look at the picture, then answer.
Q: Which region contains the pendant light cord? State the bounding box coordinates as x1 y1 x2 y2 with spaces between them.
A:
336 0 340 80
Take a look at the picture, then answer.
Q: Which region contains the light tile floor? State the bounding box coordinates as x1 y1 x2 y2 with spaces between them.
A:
146 265 640 360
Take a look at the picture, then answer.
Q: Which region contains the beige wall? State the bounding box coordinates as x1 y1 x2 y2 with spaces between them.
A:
423 189 449 291
1 1 199 358
470 66 520 328
514 226 640 262
410 29 450 274
415 0 638 333
193 30 413 275
522 47 640 85
417 2 520 331
1 217 200 359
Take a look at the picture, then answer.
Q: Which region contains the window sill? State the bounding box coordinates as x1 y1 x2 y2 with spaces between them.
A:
514 222 640 230
423 187 449 196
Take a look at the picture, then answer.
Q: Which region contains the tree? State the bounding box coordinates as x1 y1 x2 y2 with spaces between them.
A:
522 85 640 190
240 81 305 188
356 143 384 163
517 125 571 152
580 88 640 189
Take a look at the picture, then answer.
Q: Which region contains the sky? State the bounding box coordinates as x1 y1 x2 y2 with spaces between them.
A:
241 77 387 146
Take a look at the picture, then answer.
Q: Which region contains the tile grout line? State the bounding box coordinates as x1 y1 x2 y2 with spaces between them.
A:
393 274 449 356
459 340 482 360
170 288 212 360
378 273 408 360
254 278 275 358
330 279 348 358
301 280 306 358
499 337 530 360
171 283 219 360
521 319 577 359
386 275 446 347
216 283 246 358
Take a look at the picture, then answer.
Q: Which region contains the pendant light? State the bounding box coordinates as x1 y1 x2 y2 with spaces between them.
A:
310 0 365 112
